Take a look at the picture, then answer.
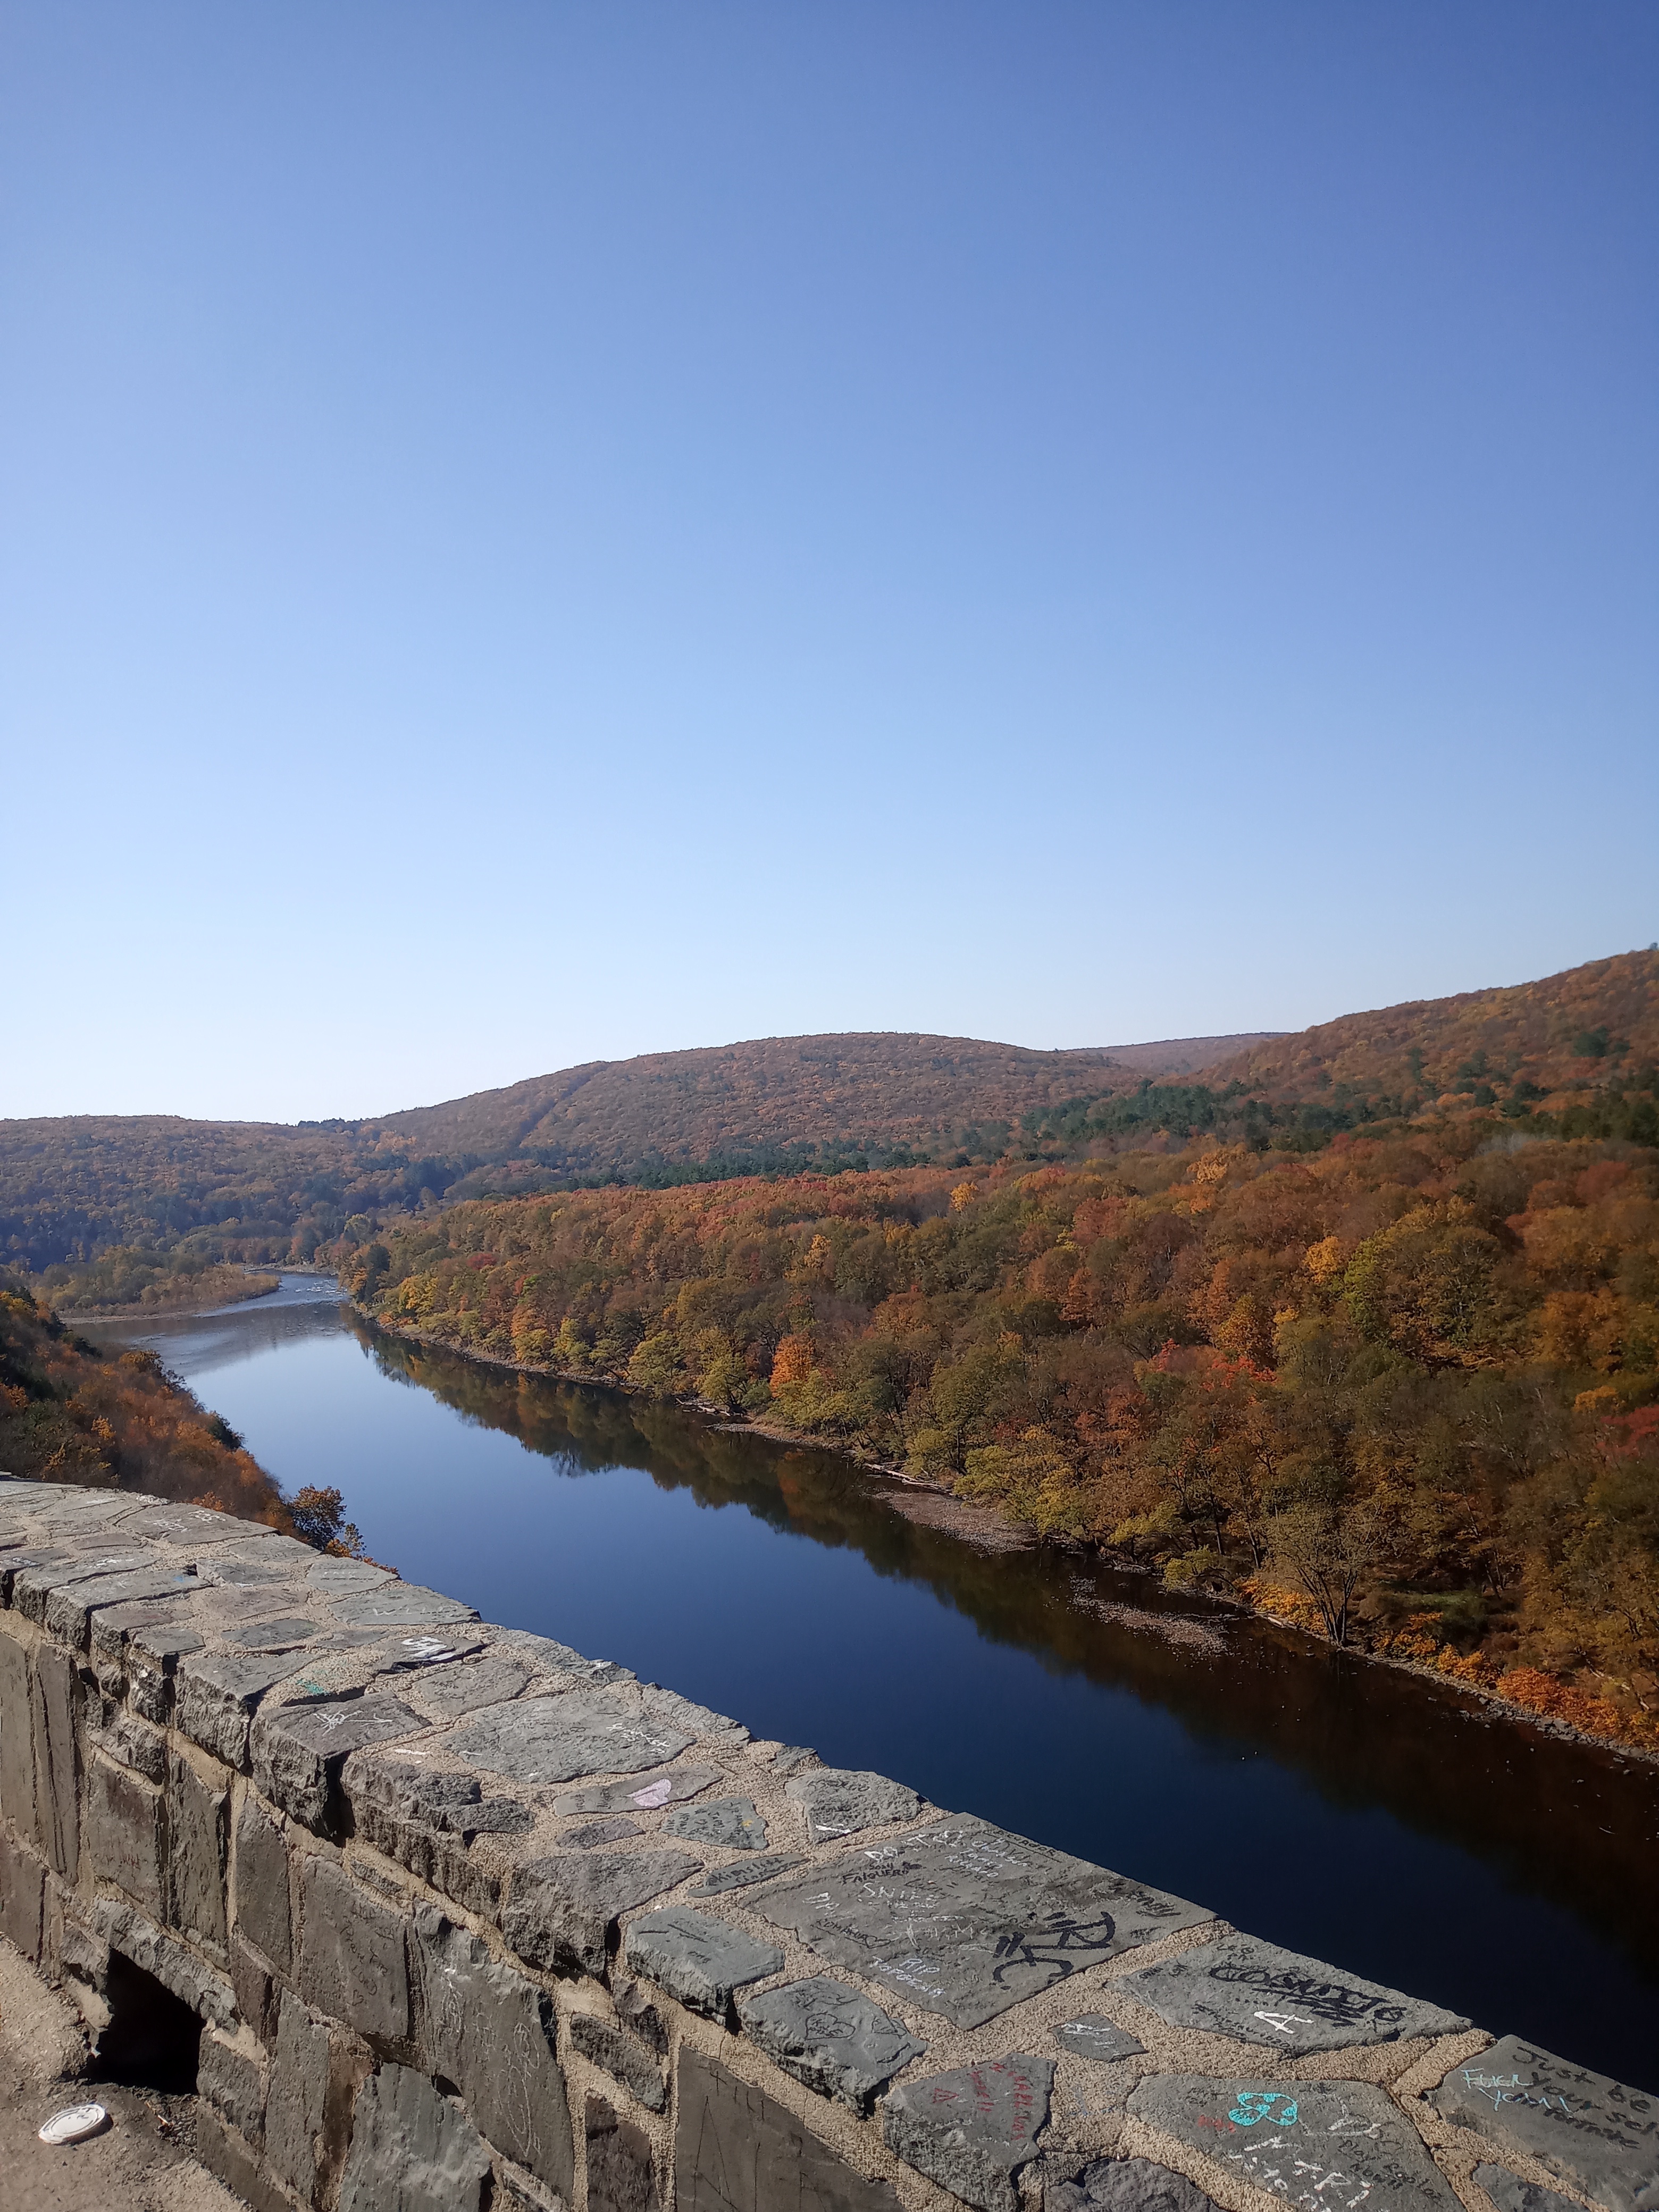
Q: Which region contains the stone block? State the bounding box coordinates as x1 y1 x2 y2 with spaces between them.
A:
115 1501 275 1545
0 1546 69 1605
691 1851 806 1897
882 2055 1052 2212
757 1817 1211 2031
37 1493 138 1529
676 2047 901 2212
341 1750 531 1838
570 1816 644 1849
196 2106 296 2212
641 1683 743 1738
622 1908 783 2019
200 2024 267 2144
31 1639 80 1878
0 1630 34 1837
1476 2161 1587 2212
227 1615 324 1652
554 1764 717 1816
447 1691 694 1788
211 1559 291 1588
297 1854 412 2047
90 1896 238 2025
13 1549 160 1626
58 1912 111 2001
265 1988 333 2203
234 1534 322 1571
230 1933 278 2047
1047 2156 1220 2212
332 1584 481 1628
337 2063 491 2212
1431 2038 1659 2212
587 2092 662 2212
739 1974 926 2111
373 1631 489 1678
234 1795 294 1971
124 1620 206 1722
307 1560 394 1593
175 1650 316 1769
1118 1933 1470 2052
413 1909 574 2198
350 1794 504 1921
252 1695 428 1833
98 1710 167 1782
570 2011 667 2113
1128 2075 1462 2212
89 1597 190 1681
787 1768 922 1845
45 1567 200 1647
408 1651 531 1718
167 1750 228 1949
493 1629 633 1687
0 1825 46 1962
615 1979 669 2056
43 1564 196 1644
664 1795 768 1851
89 1752 165 1914
1055 2015 1145 2064
503 1850 698 1977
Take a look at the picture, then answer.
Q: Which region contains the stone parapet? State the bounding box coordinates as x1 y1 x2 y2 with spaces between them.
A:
0 1474 1652 2212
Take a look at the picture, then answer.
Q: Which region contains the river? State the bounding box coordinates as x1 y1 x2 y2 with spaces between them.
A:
89 1275 1659 2088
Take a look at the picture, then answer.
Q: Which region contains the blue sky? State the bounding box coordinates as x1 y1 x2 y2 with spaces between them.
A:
4 2 1654 1122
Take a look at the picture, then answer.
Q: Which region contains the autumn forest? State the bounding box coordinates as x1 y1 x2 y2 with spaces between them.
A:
5 949 1658 1747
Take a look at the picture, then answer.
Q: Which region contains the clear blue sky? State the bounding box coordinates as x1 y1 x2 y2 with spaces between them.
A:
4 2 1654 1122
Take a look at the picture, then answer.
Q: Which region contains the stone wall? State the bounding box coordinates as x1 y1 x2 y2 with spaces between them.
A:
0 1474 1653 2212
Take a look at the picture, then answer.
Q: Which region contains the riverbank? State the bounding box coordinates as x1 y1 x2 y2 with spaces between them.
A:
83 1267 1659 2068
35 1263 280 1321
355 1303 1659 1767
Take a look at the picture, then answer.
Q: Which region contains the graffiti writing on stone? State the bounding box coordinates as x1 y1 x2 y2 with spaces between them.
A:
1128 2076 1462 2212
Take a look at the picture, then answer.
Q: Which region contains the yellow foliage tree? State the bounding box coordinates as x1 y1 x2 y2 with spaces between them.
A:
770 1334 814 1387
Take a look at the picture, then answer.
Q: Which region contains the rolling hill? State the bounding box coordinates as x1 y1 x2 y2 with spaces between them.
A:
376 1028 1282 1165
1200 950 1658 1106
4 949 1654 1297
0 1028 1277 1280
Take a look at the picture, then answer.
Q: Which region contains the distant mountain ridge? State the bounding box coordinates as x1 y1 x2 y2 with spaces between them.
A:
3 950 1654 1289
376 1029 1285 1164
0 1028 1280 1276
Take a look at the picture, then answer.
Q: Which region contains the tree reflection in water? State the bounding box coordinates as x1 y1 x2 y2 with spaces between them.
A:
361 1318 1659 2091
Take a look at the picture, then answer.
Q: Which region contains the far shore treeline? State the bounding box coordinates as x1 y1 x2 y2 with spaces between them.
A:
6 952 1654 1313
343 1118 1659 1746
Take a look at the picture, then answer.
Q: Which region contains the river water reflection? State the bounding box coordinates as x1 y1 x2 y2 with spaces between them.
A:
91 1276 1659 2085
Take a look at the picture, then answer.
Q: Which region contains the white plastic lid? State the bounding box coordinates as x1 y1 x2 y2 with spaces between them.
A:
38 2102 110 2146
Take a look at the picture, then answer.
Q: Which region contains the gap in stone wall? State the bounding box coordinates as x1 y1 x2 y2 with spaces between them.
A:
95 1950 203 2094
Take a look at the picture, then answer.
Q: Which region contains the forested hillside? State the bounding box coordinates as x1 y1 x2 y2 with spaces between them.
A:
347 1114 1659 1745
1206 950 1659 1110
0 1286 287 1517
0 1116 453 1277
1011 951 1659 1163
0 1029 1275 1293
374 1029 1280 1167
5 953 1652 1311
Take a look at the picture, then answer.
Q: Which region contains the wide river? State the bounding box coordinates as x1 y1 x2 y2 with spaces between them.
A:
91 1276 1659 2087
